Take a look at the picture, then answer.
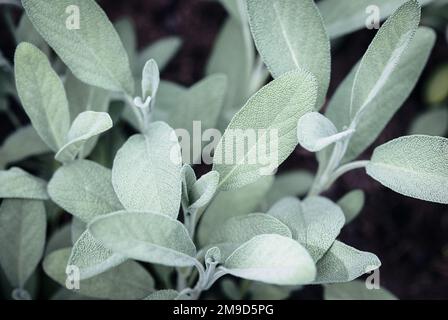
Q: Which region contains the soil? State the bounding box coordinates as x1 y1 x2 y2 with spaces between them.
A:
1 0 447 299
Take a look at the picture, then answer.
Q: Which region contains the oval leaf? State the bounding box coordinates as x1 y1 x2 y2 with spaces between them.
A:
366 135 448 204
0 167 48 200
223 234 316 285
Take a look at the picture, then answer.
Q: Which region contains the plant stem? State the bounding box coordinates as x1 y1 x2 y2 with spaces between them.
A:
323 160 369 191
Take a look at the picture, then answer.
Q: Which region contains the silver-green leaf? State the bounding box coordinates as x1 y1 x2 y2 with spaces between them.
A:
324 280 397 300
0 167 48 200
338 190 365 224
366 135 448 204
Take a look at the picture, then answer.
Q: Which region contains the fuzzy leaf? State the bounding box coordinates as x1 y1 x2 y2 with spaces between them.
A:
0 199 46 288
366 135 448 204
198 176 273 247
323 27 436 164
55 111 113 163
181 166 220 211
22 0 135 94
112 122 182 218
213 70 317 190
89 211 197 267
338 190 365 224
314 240 381 284
14 42 70 151
349 1 421 122
324 280 397 300
247 0 330 106
43 248 154 300
223 234 316 285
0 167 48 200
141 59 159 101
297 112 354 152
268 197 345 261
68 230 126 280
48 160 123 223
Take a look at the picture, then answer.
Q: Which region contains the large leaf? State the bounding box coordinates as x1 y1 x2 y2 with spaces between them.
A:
48 160 123 223
198 175 273 246
68 230 126 280
247 0 330 106
0 167 48 200
213 70 317 190
314 240 381 284
318 0 433 39
0 199 46 288
268 196 345 261
366 135 448 204
0 126 50 168
349 0 421 122
324 27 436 163
324 280 397 300
14 42 70 151
223 234 316 285
55 111 113 163
22 0 135 94
112 122 182 218
43 248 154 300
89 211 197 267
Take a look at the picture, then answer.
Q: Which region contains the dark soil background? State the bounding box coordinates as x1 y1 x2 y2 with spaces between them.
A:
1 0 447 299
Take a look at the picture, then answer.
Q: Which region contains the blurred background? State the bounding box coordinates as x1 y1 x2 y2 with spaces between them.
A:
1 0 448 299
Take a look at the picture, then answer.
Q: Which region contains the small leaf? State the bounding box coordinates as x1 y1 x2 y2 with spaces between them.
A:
43 248 154 300
143 289 179 300
247 0 330 106
89 211 197 267
138 37 182 72
181 166 220 212
197 176 273 247
314 240 381 284
48 160 123 223
349 0 421 121
141 59 160 101
366 135 448 204
324 280 397 300
268 196 345 261
55 111 113 163
112 122 182 218
338 190 365 224
264 170 314 207
0 125 50 168
68 230 126 280
223 234 316 285
409 108 448 136
0 199 46 288
213 70 317 190
0 167 48 200
14 42 70 151
210 213 292 245
297 112 354 152
22 0 135 94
